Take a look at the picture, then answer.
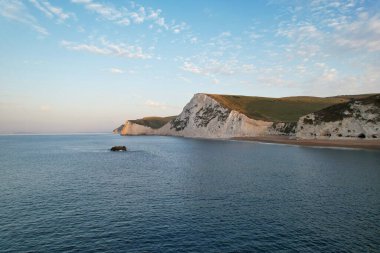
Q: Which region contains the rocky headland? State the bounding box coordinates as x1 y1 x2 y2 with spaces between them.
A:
114 93 380 148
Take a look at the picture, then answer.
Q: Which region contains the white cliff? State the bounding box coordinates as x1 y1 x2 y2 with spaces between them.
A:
116 120 156 135
114 93 379 140
157 93 273 138
114 93 274 138
296 95 380 139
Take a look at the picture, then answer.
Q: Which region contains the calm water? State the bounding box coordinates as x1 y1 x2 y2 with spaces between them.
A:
0 134 379 252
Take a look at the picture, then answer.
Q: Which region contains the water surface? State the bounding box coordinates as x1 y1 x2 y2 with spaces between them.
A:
0 134 379 252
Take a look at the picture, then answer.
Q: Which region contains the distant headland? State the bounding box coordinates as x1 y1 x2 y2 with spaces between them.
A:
114 93 380 149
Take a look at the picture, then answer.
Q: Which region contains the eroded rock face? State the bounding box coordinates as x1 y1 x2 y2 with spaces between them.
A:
157 93 272 138
296 95 380 139
268 122 297 136
117 121 156 136
114 93 274 138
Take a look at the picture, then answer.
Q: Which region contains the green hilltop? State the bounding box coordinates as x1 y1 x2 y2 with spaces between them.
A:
207 94 370 122
130 116 177 129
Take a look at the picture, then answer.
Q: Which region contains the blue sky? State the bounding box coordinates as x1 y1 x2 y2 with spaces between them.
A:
0 0 379 133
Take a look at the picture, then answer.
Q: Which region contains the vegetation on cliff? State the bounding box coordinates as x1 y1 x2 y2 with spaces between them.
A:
309 94 380 123
207 94 354 122
130 116 177 129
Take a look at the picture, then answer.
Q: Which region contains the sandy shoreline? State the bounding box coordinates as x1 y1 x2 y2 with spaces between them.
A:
232 136 380 150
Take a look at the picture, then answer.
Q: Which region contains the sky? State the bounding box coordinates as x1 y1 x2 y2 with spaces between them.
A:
0 0 379 133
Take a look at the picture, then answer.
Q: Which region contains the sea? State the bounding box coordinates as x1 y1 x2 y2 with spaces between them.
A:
0 134 379 252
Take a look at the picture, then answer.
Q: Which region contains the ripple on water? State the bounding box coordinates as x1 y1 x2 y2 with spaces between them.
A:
0 135 379 252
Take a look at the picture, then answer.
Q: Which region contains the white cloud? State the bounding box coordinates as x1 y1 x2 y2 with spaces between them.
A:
241 64 255 73
29 0 73 23
71 0 185 33
144 100 168 110
257 76 289 87
61 39 152 59
61 40 109 55
334 13 380 52
109 68 124 74
155 17 168 29
71 0 123 22
190 36 198 44
277 23 322 42
182 57 246 77
172 22 188 34
182 60 235 76
0 0 48 35
304 64 380 96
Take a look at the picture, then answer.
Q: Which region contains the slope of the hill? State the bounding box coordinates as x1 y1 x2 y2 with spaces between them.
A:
296 94 380 139
207 94 350 122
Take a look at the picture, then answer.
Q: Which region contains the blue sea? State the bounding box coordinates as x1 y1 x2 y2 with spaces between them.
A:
0 134 379 252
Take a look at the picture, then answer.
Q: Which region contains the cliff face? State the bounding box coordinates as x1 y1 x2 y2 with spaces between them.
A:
114 121 156 135
114 93 379 140
296 95 380 139
114 93 274 137
157 93 273 138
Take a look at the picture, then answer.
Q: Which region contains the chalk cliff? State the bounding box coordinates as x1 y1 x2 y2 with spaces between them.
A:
114 93 379 140
114 120 156 135
114 94 273 137
157 93 273 138
296 95 380 139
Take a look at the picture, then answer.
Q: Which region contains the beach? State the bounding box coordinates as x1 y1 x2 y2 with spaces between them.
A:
233 136 380 150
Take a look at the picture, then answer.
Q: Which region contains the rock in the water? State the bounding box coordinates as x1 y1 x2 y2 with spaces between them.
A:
110 146 127 151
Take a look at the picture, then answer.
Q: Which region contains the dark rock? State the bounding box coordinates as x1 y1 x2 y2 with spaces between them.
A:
111 146 127 151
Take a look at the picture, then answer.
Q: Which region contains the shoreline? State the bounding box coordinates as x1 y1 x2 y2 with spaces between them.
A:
232 136 380 150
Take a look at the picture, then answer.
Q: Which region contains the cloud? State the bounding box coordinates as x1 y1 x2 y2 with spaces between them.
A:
333 13 380 52
181 57 247 77
171 22 188 34
109 68 124 74
71 0 124 23
182 60 235 76
0 0 48 35
144 100 168 110
61 40 109 55
304 64 380 96
29 0 73 23
180 56 257 85
71 0 187 33
257 76 295 88
61 39 152 59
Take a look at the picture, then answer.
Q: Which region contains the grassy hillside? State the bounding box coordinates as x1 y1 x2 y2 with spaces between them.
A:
207 94 371 122
130 116 177 129
311 94 380 123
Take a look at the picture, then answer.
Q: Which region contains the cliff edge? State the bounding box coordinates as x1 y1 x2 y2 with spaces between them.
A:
296 95 380 139
114 93 379 140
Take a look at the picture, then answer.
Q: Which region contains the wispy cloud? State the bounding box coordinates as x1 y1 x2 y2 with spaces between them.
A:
180 53 255 85
29 0 73 23
109 68 124 74
333 13 380 52
182 59 238 76
61 38 152 59
144 100 173 110
0 0 48 35
71 0 188 33
71 0 124 23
